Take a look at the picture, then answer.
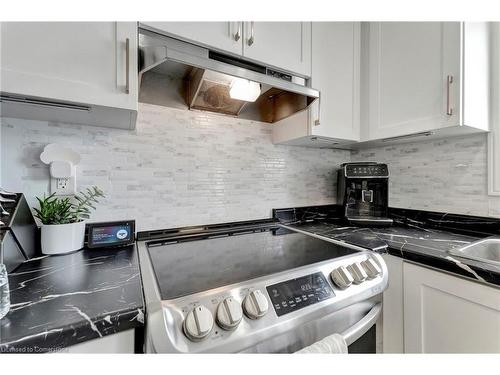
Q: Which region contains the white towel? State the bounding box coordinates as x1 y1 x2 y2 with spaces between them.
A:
296 333 348 354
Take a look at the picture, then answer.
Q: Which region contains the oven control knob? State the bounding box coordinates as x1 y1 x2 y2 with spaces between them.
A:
243 290 269 319
183 305 214 341
361 257 382 279
216 297 243 330
347 262 368 284
330 266 354 289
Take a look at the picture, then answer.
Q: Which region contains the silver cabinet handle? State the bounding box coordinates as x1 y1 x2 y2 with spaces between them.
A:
125 38 130 94
248 21 255 46
234 22 241 41
314 92 321 126
446 74 453 116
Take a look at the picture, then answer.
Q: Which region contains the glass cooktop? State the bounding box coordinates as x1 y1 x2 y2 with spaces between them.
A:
147 230 356 300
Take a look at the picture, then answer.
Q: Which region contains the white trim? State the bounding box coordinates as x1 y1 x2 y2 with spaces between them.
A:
488 132 500 195
488 22 500 196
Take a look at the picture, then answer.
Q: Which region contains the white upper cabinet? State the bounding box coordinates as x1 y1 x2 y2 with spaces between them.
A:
143 22 312 77
0 22 138 129
309 22 360 141
361 22 489 143
403 262 500 353
242 22 311 77
140 22 243 56
272 22 360 147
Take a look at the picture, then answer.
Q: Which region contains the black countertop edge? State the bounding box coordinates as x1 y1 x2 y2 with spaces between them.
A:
388 207 500 238
387 247 500 287
273 204 500 238
0 307 144 353
0 245 145 353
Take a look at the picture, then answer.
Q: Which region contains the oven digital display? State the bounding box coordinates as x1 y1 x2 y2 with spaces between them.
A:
266 272 334 317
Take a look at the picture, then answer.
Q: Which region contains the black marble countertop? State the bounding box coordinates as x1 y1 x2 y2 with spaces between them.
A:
274 205 500 287
283 222 500 286
0 245 144 353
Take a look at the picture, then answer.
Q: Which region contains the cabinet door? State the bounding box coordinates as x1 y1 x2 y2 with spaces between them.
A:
0 22 137 111
363 22 460 140
310 22 360 141
140 22 243 56
403 262 500 353
381 254 404 353
243 22 311 77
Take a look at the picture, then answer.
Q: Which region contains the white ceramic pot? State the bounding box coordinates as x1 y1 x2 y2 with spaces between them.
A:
40 221 86 255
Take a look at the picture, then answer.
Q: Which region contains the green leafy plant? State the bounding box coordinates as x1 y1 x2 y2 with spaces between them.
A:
33 186 105 225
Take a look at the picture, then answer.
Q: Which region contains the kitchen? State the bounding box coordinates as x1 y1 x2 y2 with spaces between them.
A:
0 0 499 370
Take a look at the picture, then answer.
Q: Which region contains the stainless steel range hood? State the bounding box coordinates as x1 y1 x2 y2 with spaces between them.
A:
138 26 319 123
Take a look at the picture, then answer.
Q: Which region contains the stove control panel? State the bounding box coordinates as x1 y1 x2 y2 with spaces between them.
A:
266 272 334 317
172 253 388 348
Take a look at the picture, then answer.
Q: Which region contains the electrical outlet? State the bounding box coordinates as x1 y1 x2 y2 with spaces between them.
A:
51 176 76 196
57 178 69 190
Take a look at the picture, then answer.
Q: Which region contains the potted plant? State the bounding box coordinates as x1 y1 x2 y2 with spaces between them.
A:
33 186 105 255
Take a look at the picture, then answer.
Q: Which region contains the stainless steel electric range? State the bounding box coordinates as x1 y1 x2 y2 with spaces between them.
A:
136 219 388 353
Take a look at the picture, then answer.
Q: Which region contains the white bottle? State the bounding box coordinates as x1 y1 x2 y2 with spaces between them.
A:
0 263 10 319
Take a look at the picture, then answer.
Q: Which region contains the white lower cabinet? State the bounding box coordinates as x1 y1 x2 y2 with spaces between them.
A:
403 262 500 353
272 22 360 147
59 329 136 353
381 254 404 353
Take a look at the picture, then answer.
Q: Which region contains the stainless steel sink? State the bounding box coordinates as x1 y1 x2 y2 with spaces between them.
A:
448 237 500 266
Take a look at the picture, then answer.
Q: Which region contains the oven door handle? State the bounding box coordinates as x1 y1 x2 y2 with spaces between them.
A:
341 303 382 346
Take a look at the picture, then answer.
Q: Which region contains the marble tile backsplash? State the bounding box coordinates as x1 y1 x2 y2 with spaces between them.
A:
2 103 499 232
351 134 500 218
0 104 349 231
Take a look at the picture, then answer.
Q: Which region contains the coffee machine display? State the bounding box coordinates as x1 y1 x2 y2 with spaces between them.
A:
337 162 393 227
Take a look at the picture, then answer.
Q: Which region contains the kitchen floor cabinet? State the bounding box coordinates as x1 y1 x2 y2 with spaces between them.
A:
141 22 311 77
61 329 136 353
272 22 360 147
360 22 489 143
403 262 500 353
381 254 404 353
0 22 138 129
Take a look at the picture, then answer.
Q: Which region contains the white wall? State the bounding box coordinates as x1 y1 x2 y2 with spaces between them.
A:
351 134 500 218
1 103 350 231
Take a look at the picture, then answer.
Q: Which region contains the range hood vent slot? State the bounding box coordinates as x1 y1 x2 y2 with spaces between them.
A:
208 51 266 75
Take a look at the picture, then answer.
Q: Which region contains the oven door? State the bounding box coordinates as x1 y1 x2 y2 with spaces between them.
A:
240 299 382 353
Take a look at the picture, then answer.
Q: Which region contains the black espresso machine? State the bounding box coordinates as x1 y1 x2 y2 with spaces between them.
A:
337 162 393 227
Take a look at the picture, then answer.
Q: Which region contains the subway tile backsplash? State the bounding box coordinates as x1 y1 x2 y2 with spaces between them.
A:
351 134 500 218
1 104 349 231
1 103 499 232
